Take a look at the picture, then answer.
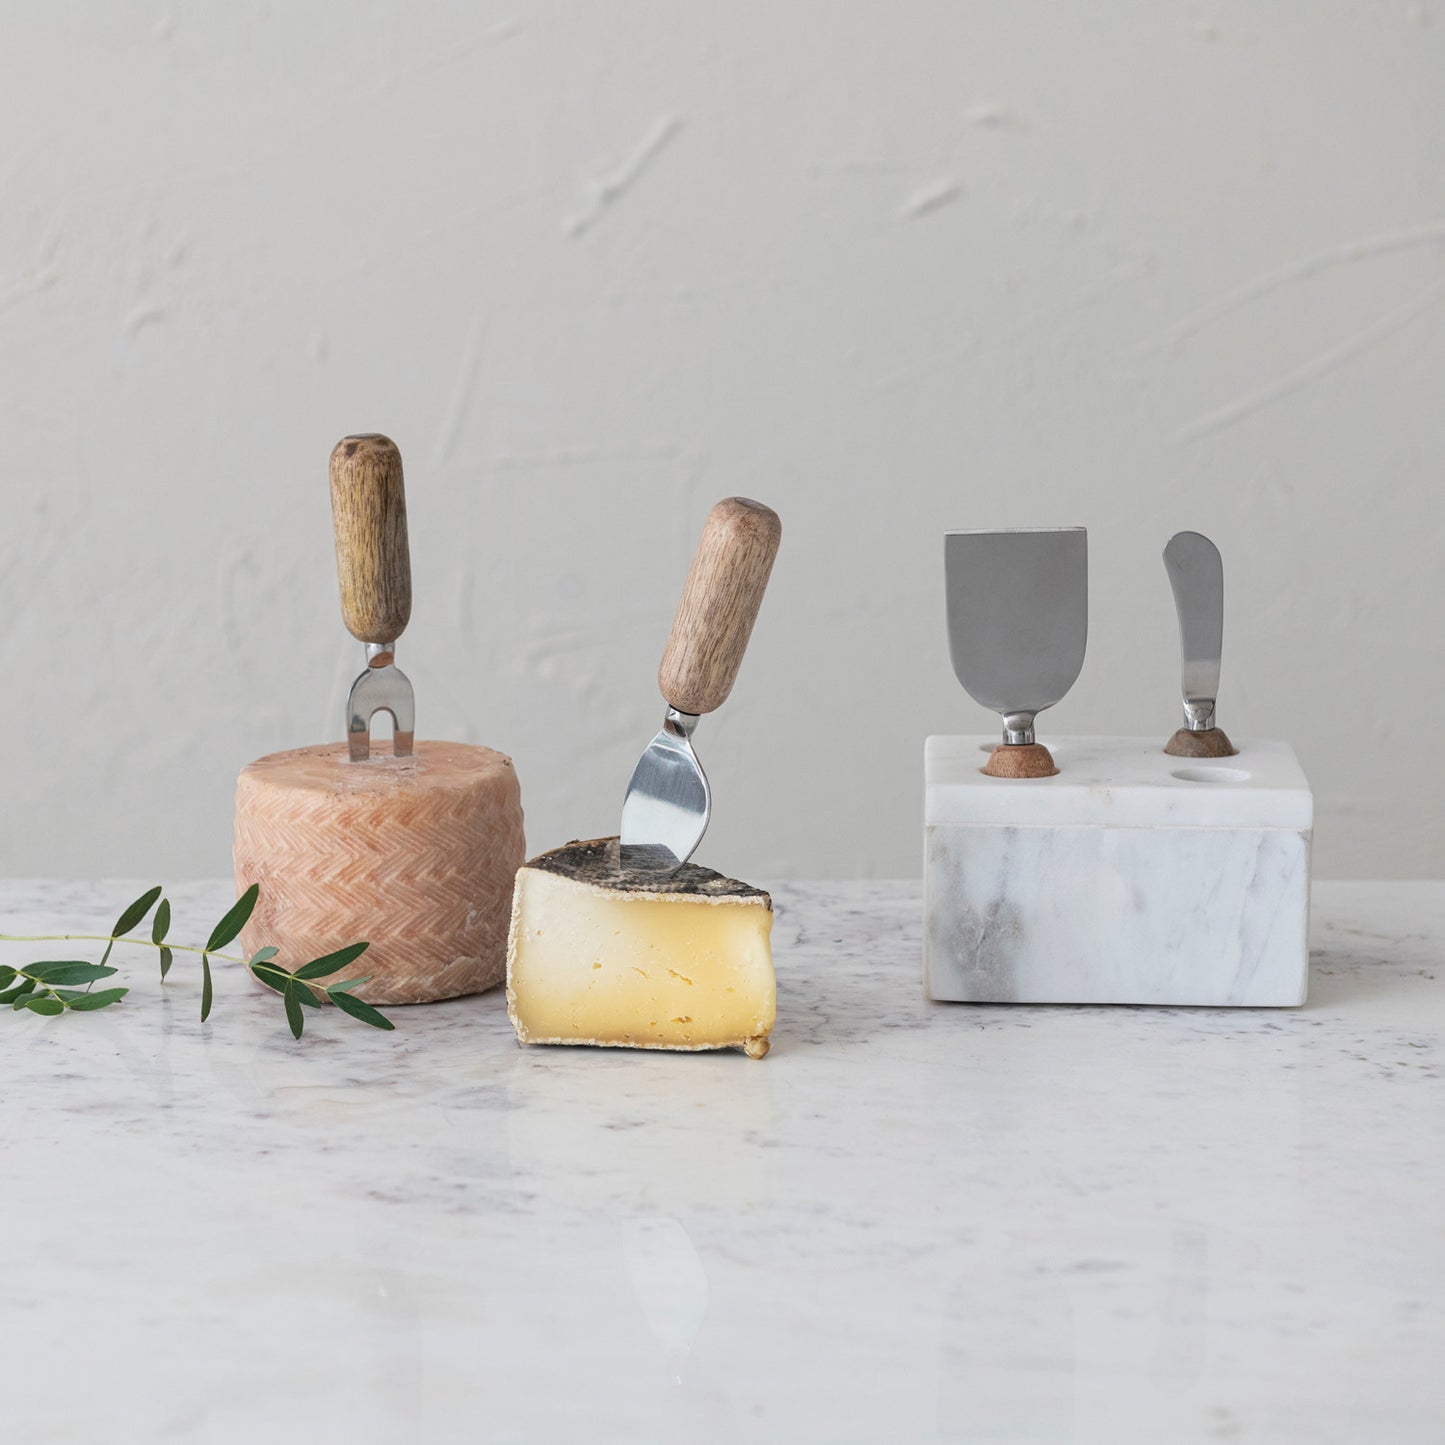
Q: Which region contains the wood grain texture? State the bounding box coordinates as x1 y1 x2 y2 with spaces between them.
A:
1164 727 1239 758
330 433 412 644
981 743 1059 779
658 497 781 715
233 739 524 1004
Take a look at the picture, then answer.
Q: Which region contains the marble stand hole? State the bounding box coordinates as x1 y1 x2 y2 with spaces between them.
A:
1171 766 1251 784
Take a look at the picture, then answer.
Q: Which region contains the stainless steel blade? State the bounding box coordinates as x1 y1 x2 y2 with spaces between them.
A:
945 527 1087 744
346 642 415 761
1163 531 1223 731
619 708 710 874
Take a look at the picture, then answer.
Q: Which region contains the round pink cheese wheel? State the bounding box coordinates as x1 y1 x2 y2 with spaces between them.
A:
233 740 524 1004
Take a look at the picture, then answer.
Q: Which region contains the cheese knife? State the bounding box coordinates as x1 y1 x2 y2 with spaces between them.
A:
619 497 782 875
945 526 1087 778
1162 530 1237 758
330 434 415 761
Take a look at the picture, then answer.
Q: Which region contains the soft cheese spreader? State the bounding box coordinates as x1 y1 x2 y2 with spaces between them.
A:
231 435 525 1005
1162 530 1238 759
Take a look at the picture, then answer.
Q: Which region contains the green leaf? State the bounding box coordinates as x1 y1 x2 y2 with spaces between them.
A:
330 989 394 1031
113 885 163 938
0 966 15 988
283 980 305 1039
24 961 118 986
200 953 213 1022
207 885 259 952
151 897 171 944
64 988 129 1011
249 946 279 966
23 996 65 1016
7 978 38 1007
325 976 372 995
159 946 174 980
291 980 321 1008
251 963 289 996
295 942 370 980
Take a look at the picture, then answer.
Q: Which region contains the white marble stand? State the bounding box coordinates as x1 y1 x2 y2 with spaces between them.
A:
925 735 1313 1006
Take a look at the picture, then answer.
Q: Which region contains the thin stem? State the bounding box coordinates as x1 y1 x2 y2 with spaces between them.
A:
0 933 251 968
2 929 387 1031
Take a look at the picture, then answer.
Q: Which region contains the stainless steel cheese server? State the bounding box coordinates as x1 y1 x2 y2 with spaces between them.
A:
620 497 782 875
945 526 1087 778
1162 530 1237 758
330 434 415 762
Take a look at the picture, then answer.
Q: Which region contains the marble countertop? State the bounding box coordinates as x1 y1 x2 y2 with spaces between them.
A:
4 879 1442 1444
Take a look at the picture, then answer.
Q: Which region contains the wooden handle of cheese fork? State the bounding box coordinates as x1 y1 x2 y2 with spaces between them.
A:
330 434 412 645
658 497 782 716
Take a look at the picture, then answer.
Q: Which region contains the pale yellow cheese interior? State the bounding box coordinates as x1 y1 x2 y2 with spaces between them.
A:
506 865 775 1057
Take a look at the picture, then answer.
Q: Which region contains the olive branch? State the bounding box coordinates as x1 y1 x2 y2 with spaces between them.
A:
0 884 393 1039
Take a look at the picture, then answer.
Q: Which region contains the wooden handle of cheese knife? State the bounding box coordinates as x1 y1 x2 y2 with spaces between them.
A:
658 497 781 715
330 434 412 644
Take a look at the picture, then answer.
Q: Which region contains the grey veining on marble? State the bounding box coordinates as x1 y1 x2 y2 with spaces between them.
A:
2 879 1443 1444
925 824 1310 1006
925 737 1313 1007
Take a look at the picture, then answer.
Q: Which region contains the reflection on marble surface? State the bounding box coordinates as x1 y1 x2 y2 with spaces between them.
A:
2 880 1442 1442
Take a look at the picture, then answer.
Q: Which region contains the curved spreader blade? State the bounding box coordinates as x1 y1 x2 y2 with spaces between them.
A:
1163 531 1224 730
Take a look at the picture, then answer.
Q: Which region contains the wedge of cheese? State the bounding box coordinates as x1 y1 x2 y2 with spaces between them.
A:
506 838 775 1058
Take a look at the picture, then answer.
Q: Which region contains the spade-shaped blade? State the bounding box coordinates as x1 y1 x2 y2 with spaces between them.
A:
945 528 1088 725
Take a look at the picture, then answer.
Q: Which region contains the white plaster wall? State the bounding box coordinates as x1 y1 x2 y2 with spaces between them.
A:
0 2 1441 882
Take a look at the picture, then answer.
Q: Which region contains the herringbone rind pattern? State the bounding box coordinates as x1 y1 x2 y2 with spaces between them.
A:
233 740 525 1005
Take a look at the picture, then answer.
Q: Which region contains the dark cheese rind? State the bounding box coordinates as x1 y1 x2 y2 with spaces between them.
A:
522 836 770 903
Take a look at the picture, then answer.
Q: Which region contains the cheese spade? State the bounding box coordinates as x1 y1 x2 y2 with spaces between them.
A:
945 526 1088 778
619 497 782 875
